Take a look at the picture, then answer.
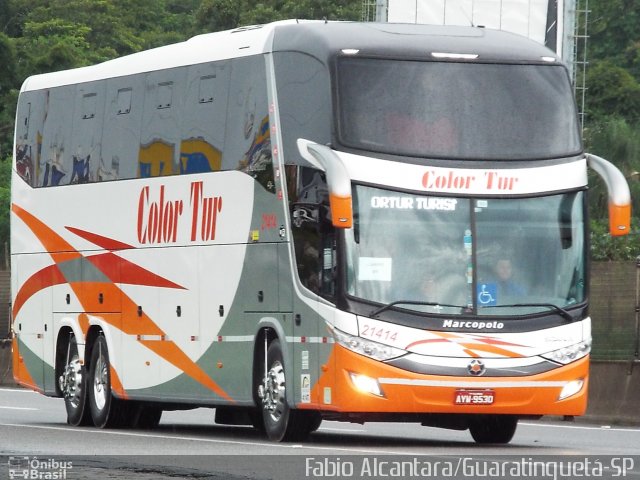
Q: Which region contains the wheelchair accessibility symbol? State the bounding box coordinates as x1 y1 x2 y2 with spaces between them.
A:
477 283 497 306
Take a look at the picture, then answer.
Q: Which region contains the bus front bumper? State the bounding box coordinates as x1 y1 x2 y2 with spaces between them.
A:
308 345 589 417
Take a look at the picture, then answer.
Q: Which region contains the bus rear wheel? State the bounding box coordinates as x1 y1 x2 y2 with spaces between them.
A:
87 335 130 428
60 335 91 426
468 415 518 444
259 339 316 442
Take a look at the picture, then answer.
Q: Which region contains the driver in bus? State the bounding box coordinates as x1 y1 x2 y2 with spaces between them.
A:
494 257 526 300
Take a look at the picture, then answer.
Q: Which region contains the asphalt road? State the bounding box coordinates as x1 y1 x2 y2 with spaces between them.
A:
1 387 639 479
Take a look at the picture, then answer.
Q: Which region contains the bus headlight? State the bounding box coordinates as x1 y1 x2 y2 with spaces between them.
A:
330 326 405 361
542 339 591 365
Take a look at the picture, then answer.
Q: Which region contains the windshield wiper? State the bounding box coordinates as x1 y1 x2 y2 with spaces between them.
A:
370 300 469 318
482 303 574 321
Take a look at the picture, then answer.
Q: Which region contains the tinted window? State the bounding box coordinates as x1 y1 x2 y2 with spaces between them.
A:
337 58 582 160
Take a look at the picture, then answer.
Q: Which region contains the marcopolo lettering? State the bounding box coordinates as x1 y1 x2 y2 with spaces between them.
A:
442 319 505 329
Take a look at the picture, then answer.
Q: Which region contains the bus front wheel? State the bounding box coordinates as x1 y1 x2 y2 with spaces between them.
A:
260 339 316 442
468 415 518 444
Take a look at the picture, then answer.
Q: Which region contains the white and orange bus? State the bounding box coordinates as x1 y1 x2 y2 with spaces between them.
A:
11 20 630 443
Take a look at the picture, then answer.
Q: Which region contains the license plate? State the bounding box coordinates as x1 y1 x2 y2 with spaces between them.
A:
454 389 495 405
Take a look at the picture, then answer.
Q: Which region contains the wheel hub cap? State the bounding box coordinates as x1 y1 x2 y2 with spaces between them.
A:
60 358 83 408
263 361 286 422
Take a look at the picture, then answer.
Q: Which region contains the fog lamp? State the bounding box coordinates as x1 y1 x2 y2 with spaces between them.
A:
349 372 384 397
558 379 584 400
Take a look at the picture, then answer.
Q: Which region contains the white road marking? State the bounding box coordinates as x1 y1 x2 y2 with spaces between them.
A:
0 388 36 393
520 421 640 433
0 423 416 456
318 427 367 433
0 406 38 411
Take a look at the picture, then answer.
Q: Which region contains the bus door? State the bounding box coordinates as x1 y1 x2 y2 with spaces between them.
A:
289 166 336 407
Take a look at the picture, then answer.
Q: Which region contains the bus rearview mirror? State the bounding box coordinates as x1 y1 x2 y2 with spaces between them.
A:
586 154 632 236
297 139 353 228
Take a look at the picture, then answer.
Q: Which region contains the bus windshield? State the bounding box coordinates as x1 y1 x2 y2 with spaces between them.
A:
345 186 586 317
337 58 582 160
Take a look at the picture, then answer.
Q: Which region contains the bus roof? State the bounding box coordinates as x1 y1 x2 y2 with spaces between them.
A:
271 22 559 65
20 20 560 92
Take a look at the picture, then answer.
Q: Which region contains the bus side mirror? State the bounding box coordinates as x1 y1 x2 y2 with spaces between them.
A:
297 139 353 228
587 154 632 236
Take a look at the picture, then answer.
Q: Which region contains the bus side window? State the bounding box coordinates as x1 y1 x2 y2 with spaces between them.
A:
291 206 336 299
288 166 335 298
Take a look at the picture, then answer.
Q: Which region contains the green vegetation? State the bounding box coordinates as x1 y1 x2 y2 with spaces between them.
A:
0 0 638 260
584 0 640 259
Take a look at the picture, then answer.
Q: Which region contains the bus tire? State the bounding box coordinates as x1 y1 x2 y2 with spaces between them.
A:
87 335 129 428
468 415 518 444
261 339 313 442
248 408 266 432
307 412 323 433
61 335 91 426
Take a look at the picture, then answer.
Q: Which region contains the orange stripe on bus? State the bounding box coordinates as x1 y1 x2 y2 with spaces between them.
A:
86 252 185 289
110 365 129 400
12 336 42 393
12 204 81 263
139 339 234 403
13 264 67 318
66 226 135 251
458 342 524 358
78 313 90 337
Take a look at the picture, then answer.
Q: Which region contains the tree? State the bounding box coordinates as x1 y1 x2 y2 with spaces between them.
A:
589 0 640 79
584 0 640 259
195 0 243 32
0 32 17 158
195 0 361 33
0 0 26 37
0 157 10 265
585 60 640 125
